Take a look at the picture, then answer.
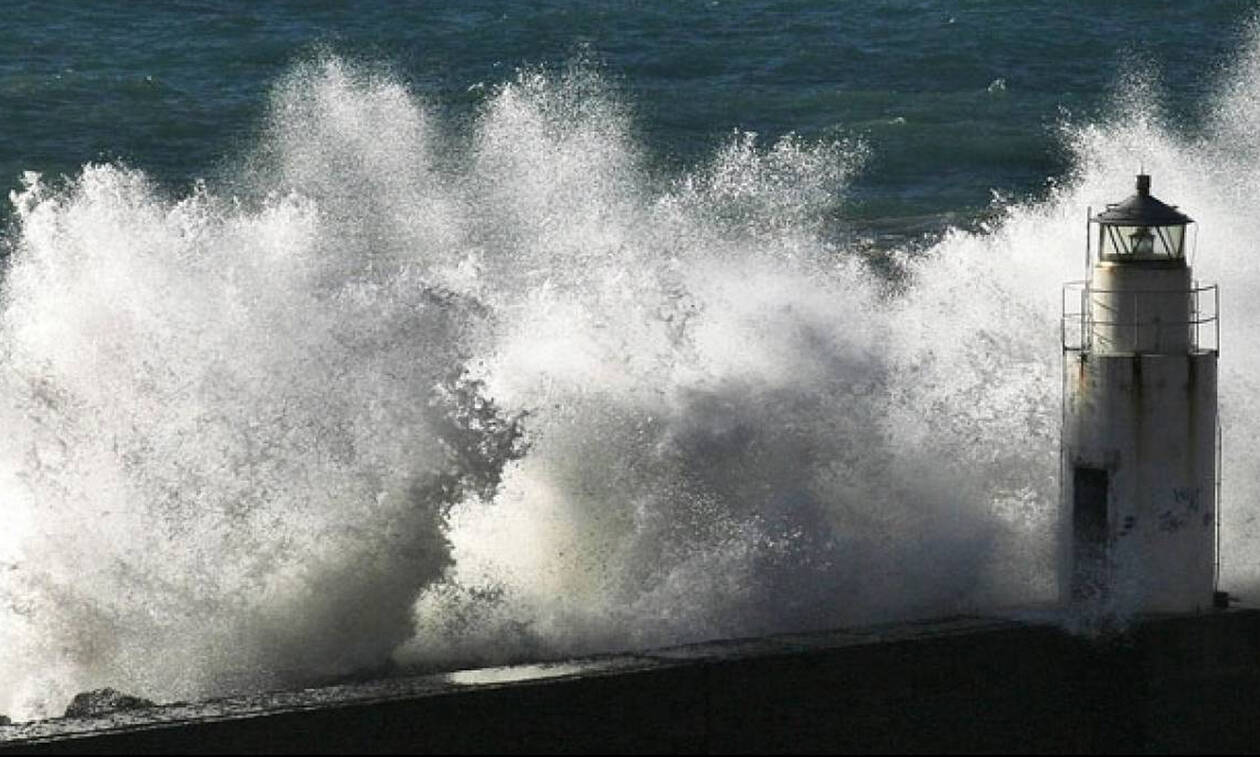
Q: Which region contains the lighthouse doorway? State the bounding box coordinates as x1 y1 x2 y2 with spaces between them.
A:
1072 466 1110 601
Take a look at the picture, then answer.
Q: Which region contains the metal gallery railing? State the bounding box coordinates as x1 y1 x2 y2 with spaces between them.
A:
1061 281 1219 354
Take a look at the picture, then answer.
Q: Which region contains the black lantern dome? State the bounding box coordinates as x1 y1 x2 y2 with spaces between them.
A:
1093 174 1192 262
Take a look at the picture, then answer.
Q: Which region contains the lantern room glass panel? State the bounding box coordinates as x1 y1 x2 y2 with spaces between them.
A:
1098 223 1185 260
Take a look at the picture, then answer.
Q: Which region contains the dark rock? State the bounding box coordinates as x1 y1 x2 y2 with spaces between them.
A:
63 688 155 718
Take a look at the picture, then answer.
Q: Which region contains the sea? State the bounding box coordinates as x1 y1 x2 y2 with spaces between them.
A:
2 0 1260 722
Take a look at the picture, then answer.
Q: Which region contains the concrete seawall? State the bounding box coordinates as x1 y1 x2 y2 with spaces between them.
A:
3 611 1259 753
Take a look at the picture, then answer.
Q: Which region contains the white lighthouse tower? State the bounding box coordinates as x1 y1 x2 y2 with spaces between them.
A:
1061 174 1219 613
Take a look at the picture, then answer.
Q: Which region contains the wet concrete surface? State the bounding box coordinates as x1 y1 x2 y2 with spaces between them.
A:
2 611 1257 753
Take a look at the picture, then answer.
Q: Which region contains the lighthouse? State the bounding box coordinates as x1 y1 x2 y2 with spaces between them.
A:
1061 174 1219 613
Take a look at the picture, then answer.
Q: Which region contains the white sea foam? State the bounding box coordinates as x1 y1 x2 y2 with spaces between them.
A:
4 37 1260 720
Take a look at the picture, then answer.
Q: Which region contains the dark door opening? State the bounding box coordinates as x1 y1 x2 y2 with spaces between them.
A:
1072 466 1109 601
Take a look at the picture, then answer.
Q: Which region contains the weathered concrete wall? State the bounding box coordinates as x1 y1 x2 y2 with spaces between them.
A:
1062 351 1219 613
4 611 1259 753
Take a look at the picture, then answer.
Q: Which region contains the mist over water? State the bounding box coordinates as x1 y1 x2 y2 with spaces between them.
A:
5 26 1260 719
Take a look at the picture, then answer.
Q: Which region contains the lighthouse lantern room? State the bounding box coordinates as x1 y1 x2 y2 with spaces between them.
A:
1061 174 1219 613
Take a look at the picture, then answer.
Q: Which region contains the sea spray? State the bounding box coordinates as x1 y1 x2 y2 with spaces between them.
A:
397 69 1057 666
0 60 526 719
6 37 1260 720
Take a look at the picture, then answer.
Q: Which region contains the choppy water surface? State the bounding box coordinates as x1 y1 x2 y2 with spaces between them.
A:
3 2 1260 722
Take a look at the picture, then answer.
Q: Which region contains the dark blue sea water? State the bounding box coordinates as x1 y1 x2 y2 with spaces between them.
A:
6 1 1260 723
2 1 1255 231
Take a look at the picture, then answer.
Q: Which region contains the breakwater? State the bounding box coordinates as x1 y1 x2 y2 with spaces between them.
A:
3 610 1258 753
